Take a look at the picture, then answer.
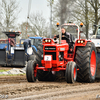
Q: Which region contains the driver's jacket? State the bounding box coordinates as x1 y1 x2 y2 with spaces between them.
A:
55 32 73 43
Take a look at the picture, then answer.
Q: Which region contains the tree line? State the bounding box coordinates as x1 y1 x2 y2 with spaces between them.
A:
0 0 100 40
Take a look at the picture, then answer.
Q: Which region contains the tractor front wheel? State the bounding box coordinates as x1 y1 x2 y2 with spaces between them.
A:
65 61 77 83
26 60 37 82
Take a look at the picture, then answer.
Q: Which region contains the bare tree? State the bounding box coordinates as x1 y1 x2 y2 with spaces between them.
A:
88 0 100 24
85 0 89 39
71 0 95 39
53 0 76 24
29 12 49 37
20 22 31 39
16 22 33 39
50 0 76 37
0 0 20 31
88 0 100 33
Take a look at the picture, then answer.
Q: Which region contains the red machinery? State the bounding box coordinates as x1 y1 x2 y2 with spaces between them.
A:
26 23 97 83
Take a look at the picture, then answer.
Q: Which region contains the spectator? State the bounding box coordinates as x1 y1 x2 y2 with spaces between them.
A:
23 38 31 54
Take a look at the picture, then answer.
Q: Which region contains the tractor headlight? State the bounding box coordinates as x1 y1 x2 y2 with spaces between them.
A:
81 40 83 43
43 39 51 43
77 40 85 44
45 39 47 42
78 40 80 43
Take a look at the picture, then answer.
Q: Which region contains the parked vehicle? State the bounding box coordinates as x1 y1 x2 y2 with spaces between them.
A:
0 32 27 66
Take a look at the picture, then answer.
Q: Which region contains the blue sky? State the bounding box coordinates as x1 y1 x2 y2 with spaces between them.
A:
18 0 50 24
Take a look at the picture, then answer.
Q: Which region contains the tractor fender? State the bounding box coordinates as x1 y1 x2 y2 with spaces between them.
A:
73 39 91 59
31 46 37 52
74 39 91 47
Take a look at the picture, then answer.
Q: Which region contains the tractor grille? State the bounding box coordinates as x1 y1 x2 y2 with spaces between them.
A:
45 46 56 50
45 52 56 60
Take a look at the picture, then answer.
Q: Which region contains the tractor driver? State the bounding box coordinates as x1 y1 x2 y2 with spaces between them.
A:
54 28 74 52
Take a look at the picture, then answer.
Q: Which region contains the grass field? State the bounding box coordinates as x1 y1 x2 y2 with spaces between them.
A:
0 69 8 72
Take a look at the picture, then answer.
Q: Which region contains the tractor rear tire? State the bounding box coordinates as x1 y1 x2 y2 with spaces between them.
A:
36 51 42 59
28 55 36 61
36 55 42 66
65 61 77 83
37 46 43 54
35 43 43 66
35 50 42 66
32 47 37 55
38 43 42 47
26 60 36 82
75 42 97 82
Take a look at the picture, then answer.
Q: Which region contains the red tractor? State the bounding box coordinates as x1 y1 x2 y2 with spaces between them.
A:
26 23 97 83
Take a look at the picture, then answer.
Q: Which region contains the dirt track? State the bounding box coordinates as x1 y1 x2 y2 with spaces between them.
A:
0 75 100 100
